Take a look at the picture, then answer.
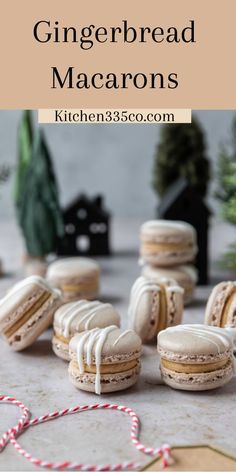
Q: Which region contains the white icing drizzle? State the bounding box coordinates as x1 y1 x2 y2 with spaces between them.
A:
163 324 232 354
155 277 176 285
163 325 236 374
225 326 236 349
128 276 183 328
113 329 134 346
165 285 184 294
58 300 112 337
76 325 119 394
0 276 55 307
128 277 160 328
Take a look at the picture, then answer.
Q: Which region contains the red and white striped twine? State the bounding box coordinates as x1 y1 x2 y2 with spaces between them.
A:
0 395 30 452
0 396 173 470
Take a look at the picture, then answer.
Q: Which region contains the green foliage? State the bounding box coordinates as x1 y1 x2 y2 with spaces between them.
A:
216 116 236 269
152 117 210 197
15 111 64 257
14 110 33 205
216 116 236 224
0 165 10 185
220 243 236 270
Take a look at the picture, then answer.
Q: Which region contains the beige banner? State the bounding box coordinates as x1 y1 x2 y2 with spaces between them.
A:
38 109 192 124
0 0 235 109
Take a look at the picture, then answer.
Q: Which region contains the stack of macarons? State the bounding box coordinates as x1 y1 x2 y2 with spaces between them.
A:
140 220 198 305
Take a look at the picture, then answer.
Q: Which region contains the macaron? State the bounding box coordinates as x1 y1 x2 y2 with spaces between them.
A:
140 220 197 267
52 300 120 361
142 265 197 305
128 276 184 343
0 276 61 351
68 326 142 394
158 324 234 391
205 281 236 328
24 259 47 278
47 257 100 302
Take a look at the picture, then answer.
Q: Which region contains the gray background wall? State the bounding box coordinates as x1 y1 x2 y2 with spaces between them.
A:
0 110 235 220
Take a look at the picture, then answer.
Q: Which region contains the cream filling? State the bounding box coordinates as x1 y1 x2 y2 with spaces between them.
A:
60 280 98 293
54 333 70 344
161 358 229 374
156 285 167 333
142 242 193 254
73 359 138 374
4 292 51 338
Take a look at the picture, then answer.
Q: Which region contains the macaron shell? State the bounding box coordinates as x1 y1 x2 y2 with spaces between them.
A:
164 283 184 328
47 257 100 279
205 282 236 327
141 248 195 267
140 220 196 244
54 300 120 337
128 287 160 343
52 335 70 361
68 359 140 393
158 324 233 362
69 327 142 363
160 360 233 391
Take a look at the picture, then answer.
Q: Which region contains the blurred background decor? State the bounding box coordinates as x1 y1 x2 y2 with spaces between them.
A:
1 110 236 281
57 194 110 256
216 114 236 274
0 164 10 276
153 118 211 284
14 110 64 275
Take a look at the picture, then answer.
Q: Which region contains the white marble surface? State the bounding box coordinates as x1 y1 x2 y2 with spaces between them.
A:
0 219 236 471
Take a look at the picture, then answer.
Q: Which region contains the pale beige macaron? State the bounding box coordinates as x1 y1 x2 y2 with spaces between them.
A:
68 326 142 394
128 276 184 343
52 299 120 361
140 220 197 267
142 264 197 305
158 324 234 391
205 281 236 328
0 276 61 351
47 257 100 302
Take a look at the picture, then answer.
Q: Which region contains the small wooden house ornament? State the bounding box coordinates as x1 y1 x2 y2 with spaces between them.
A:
158 178 211 285
57 194 110 256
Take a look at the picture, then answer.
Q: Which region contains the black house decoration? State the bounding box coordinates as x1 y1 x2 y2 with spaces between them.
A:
57 194 110 256
158 178 211 285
